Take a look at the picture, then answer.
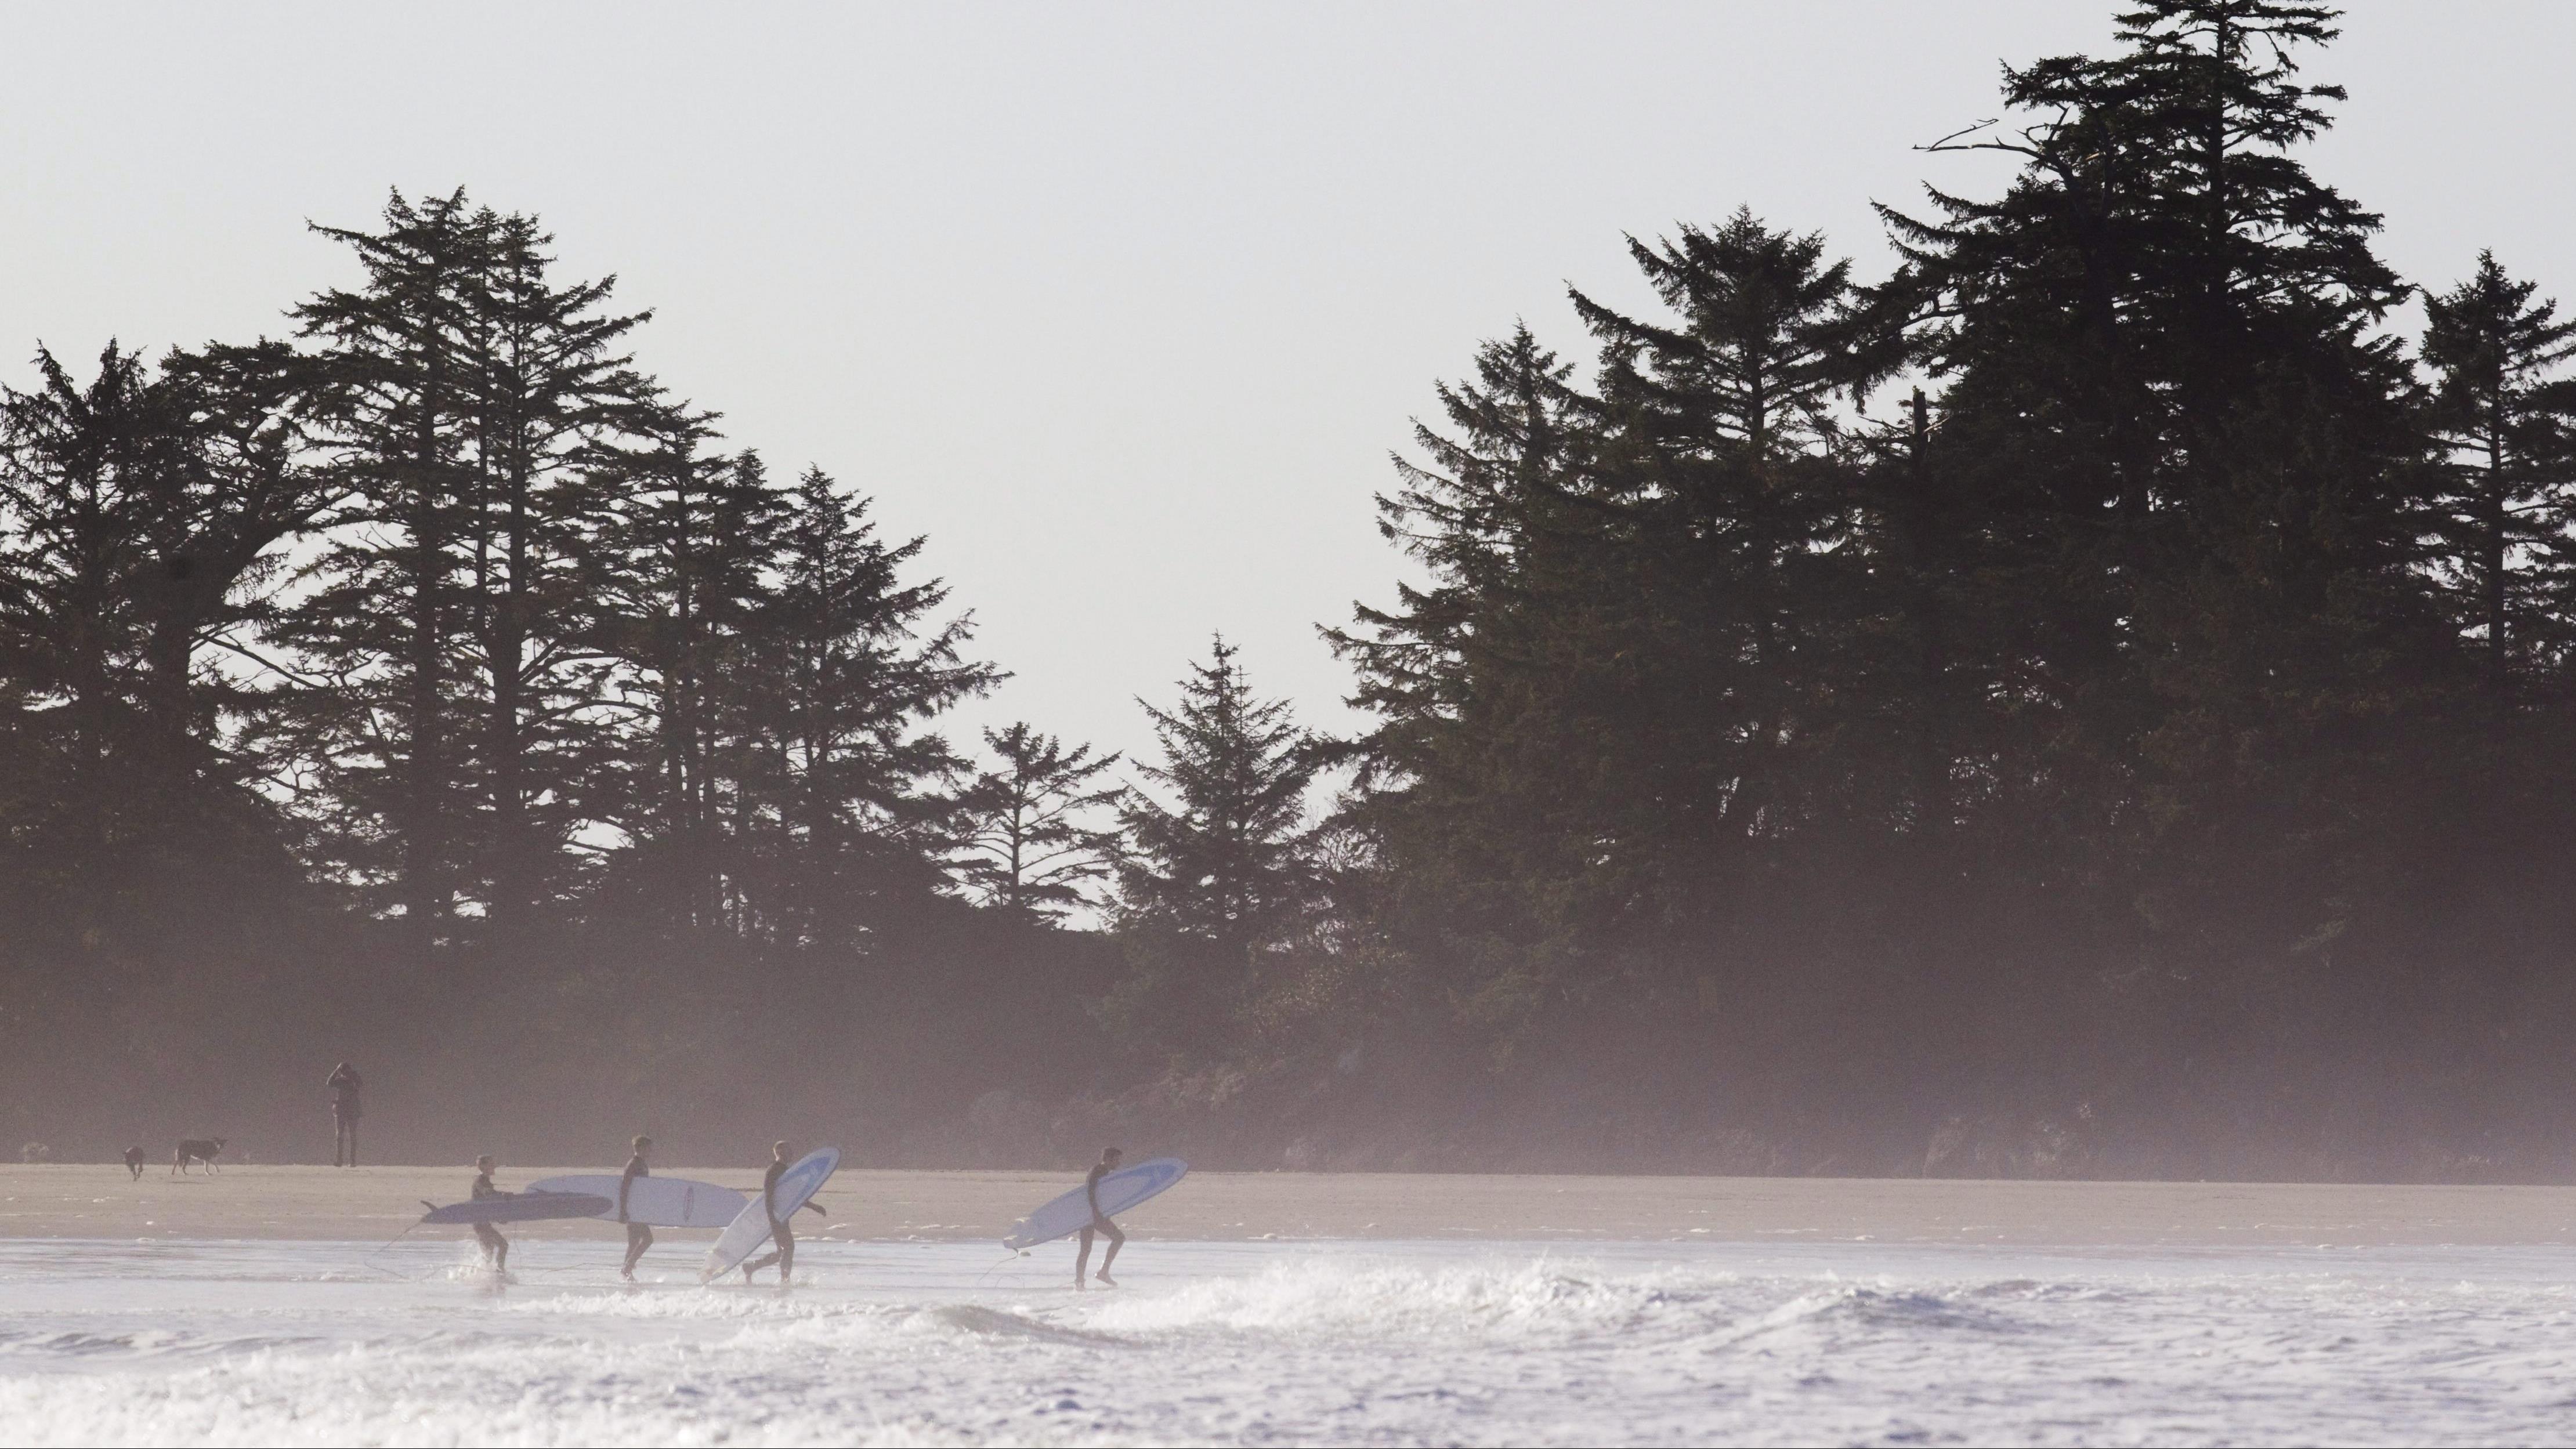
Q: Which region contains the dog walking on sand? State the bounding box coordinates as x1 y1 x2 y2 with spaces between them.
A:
171 1138 226 1175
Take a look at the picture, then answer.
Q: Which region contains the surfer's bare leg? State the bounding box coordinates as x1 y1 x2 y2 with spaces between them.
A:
1075 1225 1094 1288
1095 1220 1124 1285
474 1222 509 1273
744 1219 797 1284
622 1222 652 1280
745 1243 795 1287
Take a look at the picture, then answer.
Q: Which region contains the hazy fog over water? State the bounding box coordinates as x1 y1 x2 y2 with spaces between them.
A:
6 2 2562 763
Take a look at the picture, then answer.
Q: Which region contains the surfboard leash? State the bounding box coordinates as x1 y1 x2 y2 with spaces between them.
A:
357 1217 430 1279
973 1247 1033 1286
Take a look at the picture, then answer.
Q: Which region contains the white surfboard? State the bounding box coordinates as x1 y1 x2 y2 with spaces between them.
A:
524 1174 748 1229
1003 1158 1188 1251
700 1148 840 1282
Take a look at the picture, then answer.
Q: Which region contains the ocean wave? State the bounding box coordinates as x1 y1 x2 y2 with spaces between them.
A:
1080 1255 1726 1343
908 1303 1133 1349
0 1328 331 1362
9 1239 2576 1446
1694 1284 2026 1353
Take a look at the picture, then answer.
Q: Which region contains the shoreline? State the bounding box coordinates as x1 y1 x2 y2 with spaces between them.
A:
6 1165 2576 1247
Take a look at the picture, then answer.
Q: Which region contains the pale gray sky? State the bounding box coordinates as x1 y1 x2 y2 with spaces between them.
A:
4 3 2567 770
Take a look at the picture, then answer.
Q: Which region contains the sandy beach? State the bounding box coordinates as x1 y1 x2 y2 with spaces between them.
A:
7 1163 2576 1246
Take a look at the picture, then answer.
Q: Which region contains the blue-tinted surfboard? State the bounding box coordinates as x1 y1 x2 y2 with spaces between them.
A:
421 1191 613 1225
700 1148 840 1281
1003 1158 1188 1250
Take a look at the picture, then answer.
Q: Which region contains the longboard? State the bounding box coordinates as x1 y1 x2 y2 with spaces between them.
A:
419 1191 613 1225
700 1149 840 1282
524 1174 748 1229
1003 1158 1188 1250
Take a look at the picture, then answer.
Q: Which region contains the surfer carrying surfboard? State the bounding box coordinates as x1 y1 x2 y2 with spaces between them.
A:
618 1136 653 1280
1076 1147 1127 1289
740 1140 827 1286
469 1155 509 1273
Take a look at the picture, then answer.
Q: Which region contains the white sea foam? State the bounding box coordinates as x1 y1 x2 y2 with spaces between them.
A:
3 1236 2576 1444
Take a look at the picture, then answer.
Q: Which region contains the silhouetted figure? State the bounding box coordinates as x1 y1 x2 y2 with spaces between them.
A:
328 1062 362 1167
1075 1146 1126 1289
122 1146 144 1180
470 1154 509 1273
741 1139 827 1286
618 1135 653 1280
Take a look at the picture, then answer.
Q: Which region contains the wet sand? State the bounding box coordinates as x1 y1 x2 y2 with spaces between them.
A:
7 1164 2576 1247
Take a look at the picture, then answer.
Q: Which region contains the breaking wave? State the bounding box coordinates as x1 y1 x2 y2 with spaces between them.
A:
3 1237 2574 1446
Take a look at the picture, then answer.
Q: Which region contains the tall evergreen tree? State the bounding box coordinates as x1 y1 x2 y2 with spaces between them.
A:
0 339 331 966
145 339 340 821
454 212 657 934
1883 0 2434 970
1328 327 1630 1021
1117 637 1319 984
0 343 184 925
954 722 1122 919
589 419 781 930
736 468 996 943
274 189 494 940
1335 326 1592 764
1571 208 1875 868
2420 251 2576 708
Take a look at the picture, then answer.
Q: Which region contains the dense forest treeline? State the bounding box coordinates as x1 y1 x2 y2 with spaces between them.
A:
10 1 2576 1178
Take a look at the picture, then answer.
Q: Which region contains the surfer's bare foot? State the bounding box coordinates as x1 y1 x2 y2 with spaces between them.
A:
1095 1272 1118 1288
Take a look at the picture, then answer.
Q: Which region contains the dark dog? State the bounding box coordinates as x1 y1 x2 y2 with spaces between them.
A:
122 1146 144 1180
171 1138 226 1175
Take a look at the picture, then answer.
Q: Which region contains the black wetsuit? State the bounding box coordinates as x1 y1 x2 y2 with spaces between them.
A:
743 1159 826 1283
470 1169 509 1269
618 1155 652 1278
743 1158 794 1283
328 1066 362 1167
1075 1161 1124 1284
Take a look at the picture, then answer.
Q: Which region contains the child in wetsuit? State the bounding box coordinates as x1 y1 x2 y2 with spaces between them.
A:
1076 1146 1126 1289
470 1155 509 1272
618 1136 653 1280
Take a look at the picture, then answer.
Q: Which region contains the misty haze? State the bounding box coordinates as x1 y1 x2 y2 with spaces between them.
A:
8 2 2576 1446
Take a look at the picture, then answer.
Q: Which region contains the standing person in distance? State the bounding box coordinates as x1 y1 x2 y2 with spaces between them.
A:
469 1155 510 1274
740 1139 827 1287
1075 1146 1126 1290
327 1062 362 1167
618 1135 654 1281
